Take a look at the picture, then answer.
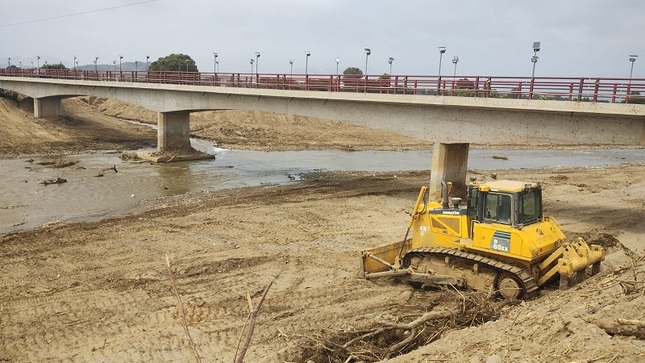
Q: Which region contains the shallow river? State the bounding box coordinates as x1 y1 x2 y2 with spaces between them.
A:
0 142 643 234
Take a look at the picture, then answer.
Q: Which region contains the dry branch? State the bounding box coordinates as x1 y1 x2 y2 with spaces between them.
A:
378 309 456 330
234 279 274 363
165 255 203 363
598 321 645 339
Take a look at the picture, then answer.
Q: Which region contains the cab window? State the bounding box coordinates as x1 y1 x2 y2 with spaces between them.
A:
518 189 541 225
484 193 511 224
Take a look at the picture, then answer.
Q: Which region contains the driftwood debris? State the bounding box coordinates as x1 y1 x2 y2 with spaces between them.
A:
40 177 67 185
599 319 645 339
297 291 498 362
95 165 118 177
36 159 78 168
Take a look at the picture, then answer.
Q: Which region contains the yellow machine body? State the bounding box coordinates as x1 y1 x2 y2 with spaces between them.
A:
361 180 605 297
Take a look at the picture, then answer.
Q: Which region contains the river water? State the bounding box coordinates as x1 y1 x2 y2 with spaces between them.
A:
0 142 643 234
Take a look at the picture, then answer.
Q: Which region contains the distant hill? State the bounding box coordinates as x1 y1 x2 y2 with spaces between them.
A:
77 61 149 72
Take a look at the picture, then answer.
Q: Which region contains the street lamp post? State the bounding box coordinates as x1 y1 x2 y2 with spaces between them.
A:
255 52 261 85
213 52 218 73
629 54 638 83
364 48 371 93
7 57 10 68
119 55 123 76
627 54 638 103
73 56 76 71
335 57 340 75
289 60 294 77
437 46 446 93
364 48 371 75
36 56 40 71
135 61 138 72
530 42 540 79
113 60 116 71
304 51 311 90
185 60 189 72
530 41 541 99
255 52 260 74
249 58 254 74
94 57 99 74
452 56 459 77
304 51 311 76
388 57 394 75
146 55 150 71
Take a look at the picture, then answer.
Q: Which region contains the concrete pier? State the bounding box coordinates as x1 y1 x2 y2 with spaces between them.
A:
158 111 191 152
33 96 62 118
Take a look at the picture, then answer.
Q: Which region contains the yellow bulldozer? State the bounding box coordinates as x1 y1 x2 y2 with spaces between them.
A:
360 178 605 299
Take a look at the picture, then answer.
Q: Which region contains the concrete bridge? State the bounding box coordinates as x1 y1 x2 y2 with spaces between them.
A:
1 75 644 199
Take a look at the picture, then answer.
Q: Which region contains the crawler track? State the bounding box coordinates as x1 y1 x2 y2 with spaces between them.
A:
402 247 539 299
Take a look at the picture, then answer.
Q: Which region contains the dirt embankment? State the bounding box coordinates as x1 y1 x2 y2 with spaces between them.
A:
0 94 644 362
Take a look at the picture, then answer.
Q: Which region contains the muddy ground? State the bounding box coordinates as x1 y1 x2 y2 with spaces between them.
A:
0 95 644 362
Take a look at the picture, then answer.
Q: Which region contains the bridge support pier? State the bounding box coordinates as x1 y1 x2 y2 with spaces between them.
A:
429 143 470 202
143 111 214 162
34 97 62 118
158 111 191 152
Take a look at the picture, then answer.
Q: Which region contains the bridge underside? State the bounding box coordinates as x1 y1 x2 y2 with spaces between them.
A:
2 78 644 201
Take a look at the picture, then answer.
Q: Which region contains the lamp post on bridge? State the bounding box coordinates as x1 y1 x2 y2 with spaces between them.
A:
146 55 150 71
437 46 446 93
36 56 40 72
452 56 459 77
94 57 99 74
364 48 371 93
213 52 218 73
289 60 294 78
629 55 638 83
255 52 260 84
530 41 541 99
335 57 340 75
249 58 254 74
119 55 123 77
388 57 394 75
364 48 371 76
73 56 76 71
304 51 311 76
628 54 638 103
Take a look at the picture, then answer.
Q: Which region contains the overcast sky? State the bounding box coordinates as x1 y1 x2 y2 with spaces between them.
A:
1 0 643 78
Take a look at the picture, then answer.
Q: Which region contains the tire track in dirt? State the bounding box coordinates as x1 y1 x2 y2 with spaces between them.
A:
1 287 188 362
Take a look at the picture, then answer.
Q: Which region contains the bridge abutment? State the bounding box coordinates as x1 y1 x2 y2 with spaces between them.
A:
429 143 470 201
158 111 191 152
33 97 62 118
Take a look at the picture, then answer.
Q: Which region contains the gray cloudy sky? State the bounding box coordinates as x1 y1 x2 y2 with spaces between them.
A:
2 0 643 78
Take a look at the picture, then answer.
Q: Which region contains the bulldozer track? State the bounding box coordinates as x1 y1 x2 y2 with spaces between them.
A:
403 247 539 299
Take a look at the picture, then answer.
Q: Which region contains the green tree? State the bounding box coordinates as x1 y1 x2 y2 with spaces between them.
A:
42 63 67 70
342 67 363 77
149 53 198 72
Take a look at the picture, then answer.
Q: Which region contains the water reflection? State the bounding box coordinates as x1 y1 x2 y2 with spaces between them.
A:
0 147 642 234
155 161 196 195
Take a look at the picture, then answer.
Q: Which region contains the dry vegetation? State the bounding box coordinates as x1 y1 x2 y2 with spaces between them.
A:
0 94 644 362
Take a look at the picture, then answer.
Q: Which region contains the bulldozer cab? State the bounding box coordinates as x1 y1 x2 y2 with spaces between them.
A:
467 180 543 235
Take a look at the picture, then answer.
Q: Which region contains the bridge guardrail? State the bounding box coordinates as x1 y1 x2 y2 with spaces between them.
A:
1 69 643 104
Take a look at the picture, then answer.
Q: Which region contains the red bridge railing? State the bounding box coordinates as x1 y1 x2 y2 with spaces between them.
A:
1 68 644 104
